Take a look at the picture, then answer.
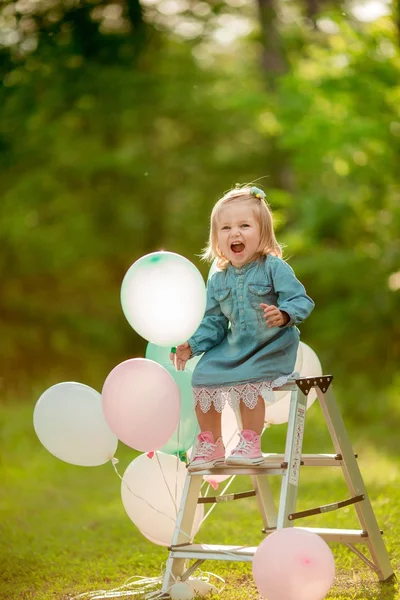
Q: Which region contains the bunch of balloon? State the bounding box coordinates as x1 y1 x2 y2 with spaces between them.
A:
105 250 206 454
34 251 209 549
264 342 323 426
114 251 207 545
146 343 201 456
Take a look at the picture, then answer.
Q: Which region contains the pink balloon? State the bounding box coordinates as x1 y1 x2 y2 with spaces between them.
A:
102 359 180 452
252 528 335 600
203 474 228 489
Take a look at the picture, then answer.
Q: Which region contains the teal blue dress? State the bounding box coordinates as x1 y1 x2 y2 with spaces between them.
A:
188 255 314 412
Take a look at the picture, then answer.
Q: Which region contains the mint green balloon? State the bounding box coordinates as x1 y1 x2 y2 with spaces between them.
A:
146 343 199 453
146 342 203 372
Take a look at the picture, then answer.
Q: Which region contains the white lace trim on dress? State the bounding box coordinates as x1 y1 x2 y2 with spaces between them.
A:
193 373 295 414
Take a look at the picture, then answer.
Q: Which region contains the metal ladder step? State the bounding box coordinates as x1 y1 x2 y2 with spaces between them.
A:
169 528 371 562
193 453 350 476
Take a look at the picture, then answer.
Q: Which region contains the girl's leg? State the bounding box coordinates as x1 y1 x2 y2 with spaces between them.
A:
188 404 224 471
225 395 265 465
239 394 265 435
195 403 222 440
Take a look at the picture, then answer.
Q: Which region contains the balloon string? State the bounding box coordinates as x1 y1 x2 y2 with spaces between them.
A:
195 570 226 592
202 482 211 496
70 574 168 599
110 457 193 543
199 475 236 526
154 452 178 518
174 418 181 508
69 567 225 599
72 462 232 599
111 458 179 528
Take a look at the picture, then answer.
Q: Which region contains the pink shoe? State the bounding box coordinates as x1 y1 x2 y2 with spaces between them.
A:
226 430 264 466
188 432 225 472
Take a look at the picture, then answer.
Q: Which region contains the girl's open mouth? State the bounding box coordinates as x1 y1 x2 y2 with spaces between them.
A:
231 242 245 254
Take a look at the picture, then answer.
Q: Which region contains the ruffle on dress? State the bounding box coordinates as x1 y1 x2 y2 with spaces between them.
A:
193 373 295 413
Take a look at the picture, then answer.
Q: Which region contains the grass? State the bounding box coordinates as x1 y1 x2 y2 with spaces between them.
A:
1 399 399 600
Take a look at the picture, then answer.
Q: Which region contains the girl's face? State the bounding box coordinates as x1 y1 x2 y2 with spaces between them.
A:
216 201 261 267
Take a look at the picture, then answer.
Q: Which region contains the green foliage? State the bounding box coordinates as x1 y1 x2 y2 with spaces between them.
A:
0 1 399 425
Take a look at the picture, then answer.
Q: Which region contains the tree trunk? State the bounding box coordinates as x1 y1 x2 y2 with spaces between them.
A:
256 0 294 191
126 0 148 58
395 0 400 47
257 0 287 89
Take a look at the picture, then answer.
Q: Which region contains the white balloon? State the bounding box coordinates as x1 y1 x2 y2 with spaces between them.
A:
300 342 323 378
170 582 194 600
221 404 240 454
265 342 322 425
207 257 221 281
121 251 206 346
121 452 204 547
33 382 118 466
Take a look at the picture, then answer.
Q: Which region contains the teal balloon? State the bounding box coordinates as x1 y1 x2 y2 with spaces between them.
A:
146 343 171 367
146 343 199 453
161 366 199 454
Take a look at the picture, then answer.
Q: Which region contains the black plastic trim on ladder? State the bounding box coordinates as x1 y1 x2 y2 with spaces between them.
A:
198 490 256 504
296 375 333 396
288 494 365 521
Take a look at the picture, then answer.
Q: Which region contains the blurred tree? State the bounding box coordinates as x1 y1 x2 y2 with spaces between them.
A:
0 0 399 427
395 0 400 43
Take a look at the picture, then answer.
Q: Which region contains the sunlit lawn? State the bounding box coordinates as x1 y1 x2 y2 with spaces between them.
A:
1 399 399 600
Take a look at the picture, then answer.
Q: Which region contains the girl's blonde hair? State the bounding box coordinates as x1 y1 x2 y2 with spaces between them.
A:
202 185 282 269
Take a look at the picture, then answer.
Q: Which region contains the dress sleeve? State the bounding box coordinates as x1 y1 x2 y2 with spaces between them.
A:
188 277 229 356
269 258 315 327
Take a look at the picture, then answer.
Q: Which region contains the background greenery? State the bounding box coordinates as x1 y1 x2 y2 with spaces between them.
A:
1 0 399 598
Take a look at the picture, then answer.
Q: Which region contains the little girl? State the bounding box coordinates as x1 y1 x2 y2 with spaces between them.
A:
171 185 314 471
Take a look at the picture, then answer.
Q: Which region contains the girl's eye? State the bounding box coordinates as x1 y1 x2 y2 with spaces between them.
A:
241 224 250 228
221 226 230 230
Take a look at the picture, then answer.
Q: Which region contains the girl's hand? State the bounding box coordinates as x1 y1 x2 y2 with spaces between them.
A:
170 342 192 371
260 304 290 328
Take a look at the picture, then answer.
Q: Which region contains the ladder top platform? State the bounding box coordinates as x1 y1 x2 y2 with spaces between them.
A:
192 454 345 476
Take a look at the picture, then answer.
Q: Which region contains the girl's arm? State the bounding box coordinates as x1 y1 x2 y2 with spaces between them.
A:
269 257 315 326
187 278 229 356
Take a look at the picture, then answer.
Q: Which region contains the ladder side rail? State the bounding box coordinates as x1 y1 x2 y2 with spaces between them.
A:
276 387 308 528
251 474 278 530
162 474 203 592
316 385 394 581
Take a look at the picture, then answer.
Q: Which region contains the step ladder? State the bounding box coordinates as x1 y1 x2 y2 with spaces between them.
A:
161 376 394 595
